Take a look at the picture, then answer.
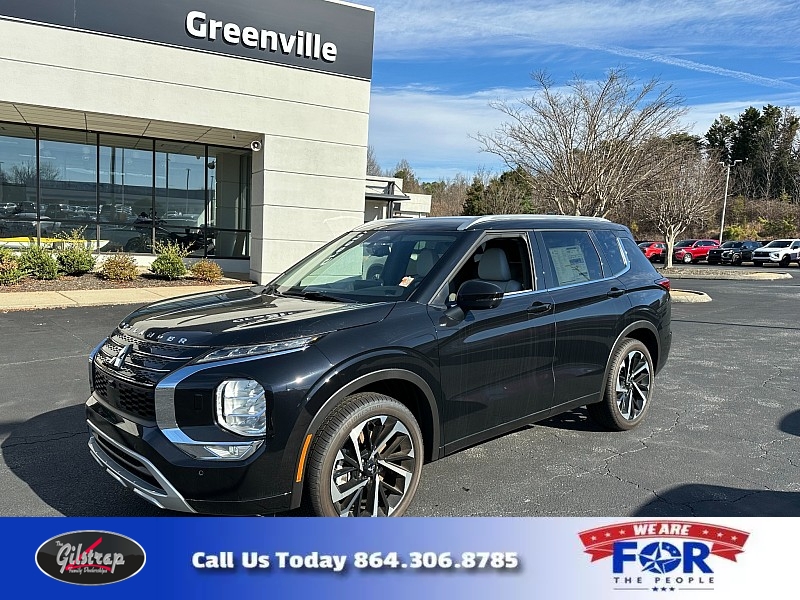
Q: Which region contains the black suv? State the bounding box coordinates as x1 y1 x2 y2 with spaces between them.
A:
86 216 671 516
706 240 763 265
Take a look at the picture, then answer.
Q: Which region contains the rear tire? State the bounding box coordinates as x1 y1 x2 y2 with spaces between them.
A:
307 392 423 517
587 338 654 431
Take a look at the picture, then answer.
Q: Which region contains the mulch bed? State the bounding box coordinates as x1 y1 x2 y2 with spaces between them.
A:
0 273 249 293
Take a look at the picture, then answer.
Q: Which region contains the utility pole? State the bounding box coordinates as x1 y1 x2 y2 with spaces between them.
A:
719 159 741 243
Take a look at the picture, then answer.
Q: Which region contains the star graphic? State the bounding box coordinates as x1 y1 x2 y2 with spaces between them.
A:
652 587 659 592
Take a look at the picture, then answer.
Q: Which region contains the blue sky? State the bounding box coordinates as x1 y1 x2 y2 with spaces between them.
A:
363 0 800 182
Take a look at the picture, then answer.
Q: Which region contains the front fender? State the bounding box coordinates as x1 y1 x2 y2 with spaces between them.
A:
286 350 442 509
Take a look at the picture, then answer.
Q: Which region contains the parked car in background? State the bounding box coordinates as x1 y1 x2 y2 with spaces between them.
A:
638 241 666 262
751 239 800 267
0 202 17 216
708 240 764 266
673 239 719 264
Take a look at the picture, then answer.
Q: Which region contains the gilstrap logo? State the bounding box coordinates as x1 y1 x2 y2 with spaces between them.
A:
36 531 145 585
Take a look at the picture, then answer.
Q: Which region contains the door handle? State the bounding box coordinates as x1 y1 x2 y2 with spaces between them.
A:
527 301 553 315
607 287 625 298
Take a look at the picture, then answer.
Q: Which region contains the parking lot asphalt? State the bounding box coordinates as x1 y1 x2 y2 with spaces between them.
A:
1 270 798 517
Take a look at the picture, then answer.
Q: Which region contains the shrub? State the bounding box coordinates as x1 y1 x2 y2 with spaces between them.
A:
18 243 60 280
0 247 26 286
190 259 223 282
150 240 188 280
98 253 138 281
56 227 96 275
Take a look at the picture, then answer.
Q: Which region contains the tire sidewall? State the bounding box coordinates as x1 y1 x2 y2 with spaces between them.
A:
603 339 654 430
309 394 423 517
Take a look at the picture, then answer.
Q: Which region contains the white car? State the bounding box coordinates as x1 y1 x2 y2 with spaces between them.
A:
751 239 800 267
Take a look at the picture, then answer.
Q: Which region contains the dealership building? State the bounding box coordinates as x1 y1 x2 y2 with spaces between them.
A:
0 0 423 283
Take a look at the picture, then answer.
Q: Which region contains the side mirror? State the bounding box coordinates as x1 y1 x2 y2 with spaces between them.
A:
456 280 504 310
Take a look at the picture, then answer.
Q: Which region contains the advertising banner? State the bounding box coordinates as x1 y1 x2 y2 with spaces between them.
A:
5 517 795 599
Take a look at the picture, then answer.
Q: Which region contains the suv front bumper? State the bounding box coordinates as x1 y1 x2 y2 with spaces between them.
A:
86 394 293 515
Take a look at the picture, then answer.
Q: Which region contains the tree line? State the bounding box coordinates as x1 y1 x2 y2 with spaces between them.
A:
369 69 800 267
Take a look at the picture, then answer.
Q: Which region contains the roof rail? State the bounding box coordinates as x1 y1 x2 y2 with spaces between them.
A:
458 214 611 230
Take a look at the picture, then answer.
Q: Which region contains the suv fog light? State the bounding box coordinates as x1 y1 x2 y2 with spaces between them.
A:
216 379 267 437
175 440 263 461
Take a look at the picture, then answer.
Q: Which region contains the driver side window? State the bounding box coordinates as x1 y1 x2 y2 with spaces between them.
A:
447 235 533 300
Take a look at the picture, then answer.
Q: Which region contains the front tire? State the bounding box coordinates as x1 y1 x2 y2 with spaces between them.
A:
682 254 693 264
779 255 790 268
753 261 764 268
587 338 654 431
307 392 423 517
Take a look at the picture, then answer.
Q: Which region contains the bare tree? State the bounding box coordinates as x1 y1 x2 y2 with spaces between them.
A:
475 69 688 217
640 144 724 268
426 174 470 216
366 145 383 177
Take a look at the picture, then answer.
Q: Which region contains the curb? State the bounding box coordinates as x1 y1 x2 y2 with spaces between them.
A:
670 289 711 303
659 268 793 281
0 283 247 312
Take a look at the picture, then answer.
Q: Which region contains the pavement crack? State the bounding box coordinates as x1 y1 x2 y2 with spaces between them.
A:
2 430 86 448
1 354 88 368
763 368 782 387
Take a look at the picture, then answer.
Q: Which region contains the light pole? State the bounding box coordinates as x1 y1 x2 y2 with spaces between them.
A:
719 159 741 244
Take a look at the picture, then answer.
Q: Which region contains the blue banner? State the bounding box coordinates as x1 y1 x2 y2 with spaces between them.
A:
6 517 787 599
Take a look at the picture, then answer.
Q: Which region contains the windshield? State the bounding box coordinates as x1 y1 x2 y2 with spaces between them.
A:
764 240 791 248
270 229 460 303
675 240 696 248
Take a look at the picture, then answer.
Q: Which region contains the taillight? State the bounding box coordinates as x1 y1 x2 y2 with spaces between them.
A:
655 277 671 291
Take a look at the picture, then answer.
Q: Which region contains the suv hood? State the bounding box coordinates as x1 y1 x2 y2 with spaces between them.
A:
117 286 395 348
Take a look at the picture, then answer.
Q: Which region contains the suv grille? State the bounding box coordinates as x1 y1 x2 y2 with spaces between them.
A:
92 330 206 422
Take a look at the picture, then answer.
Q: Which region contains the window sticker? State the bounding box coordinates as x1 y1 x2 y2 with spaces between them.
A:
549 245 590 285
399 276 415 287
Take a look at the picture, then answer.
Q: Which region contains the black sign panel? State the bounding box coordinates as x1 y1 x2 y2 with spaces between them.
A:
0 0 374 80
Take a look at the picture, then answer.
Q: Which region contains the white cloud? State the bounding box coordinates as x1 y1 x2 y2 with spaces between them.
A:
368 87 519 181
367 0 793 57
369 86 800 181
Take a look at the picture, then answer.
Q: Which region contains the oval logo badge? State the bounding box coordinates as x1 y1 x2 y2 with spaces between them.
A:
35 530 146 585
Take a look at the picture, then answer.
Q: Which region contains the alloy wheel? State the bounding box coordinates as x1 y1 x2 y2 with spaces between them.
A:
329 415 416 517
615 349 652 421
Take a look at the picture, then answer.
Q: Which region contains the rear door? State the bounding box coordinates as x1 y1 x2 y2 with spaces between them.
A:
534 229 631 407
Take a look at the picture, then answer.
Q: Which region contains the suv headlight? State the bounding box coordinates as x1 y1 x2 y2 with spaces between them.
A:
216 379 267 437
197 336 316 363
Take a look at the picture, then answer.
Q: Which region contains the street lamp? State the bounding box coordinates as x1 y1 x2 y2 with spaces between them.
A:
719 159 741 244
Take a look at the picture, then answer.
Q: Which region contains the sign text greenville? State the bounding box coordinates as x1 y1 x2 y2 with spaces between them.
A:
185 11 337 63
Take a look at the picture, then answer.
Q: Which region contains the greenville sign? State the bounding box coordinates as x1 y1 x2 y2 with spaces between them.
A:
0 0 374 79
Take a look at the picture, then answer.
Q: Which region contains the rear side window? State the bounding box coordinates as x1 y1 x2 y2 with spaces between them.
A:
593 230 628 276
619 237 659 275
538 230 604 287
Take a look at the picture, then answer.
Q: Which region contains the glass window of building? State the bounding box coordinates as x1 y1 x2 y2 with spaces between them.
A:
39 128 98 241
206 146 251 258
99 135 154 252
0 123 37 241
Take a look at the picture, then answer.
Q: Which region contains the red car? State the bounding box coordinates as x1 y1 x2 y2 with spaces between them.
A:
673 239 719 264
638 241 667 262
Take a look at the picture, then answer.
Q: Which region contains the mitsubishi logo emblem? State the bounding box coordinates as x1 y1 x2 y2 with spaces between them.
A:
109 344 133 370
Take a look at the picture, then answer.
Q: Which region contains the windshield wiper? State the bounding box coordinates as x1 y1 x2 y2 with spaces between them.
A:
300 290 350 302
260 284 284 297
